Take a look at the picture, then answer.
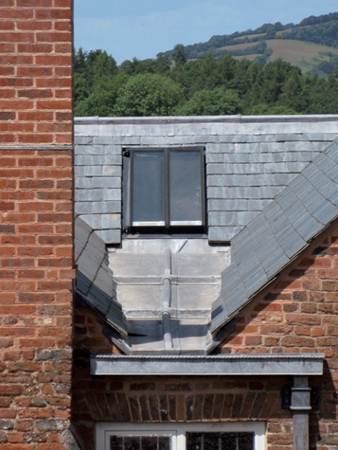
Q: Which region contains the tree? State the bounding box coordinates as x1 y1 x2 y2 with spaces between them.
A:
74 74 89 105
304 75 329 114
114 73 183 116
279 68 307 112
325 68 338 113
73 48 119 113
260 58 294 105
175 88 243 116
172 44 187 66
229 59 252 96
74 47 87 75
246 103 298 115
90 50 118 84
75 73 129 117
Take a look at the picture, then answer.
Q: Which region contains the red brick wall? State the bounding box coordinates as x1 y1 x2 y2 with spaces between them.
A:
222 221 338 358
72 220 338 450
0 0 72 146
221 218 338 449
0 1 74 448
73 299 292 449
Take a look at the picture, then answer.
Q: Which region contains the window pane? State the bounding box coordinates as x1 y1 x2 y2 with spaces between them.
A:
158 437 170 450
110 436 124 450
110 436 169 450
132 151 164 225
186 432 254 450
142 436 169 450
123 437 140 450
237 433 254 450
186 432 202 449
170 150 203 225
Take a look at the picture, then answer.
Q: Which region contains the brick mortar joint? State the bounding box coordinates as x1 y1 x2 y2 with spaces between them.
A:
0 145 73 151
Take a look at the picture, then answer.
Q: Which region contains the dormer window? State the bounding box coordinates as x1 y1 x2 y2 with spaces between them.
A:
123 147 205 233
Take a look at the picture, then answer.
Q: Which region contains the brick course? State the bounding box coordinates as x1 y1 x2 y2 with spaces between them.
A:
0 153 74 447
0 0 72 146
0 1 74 448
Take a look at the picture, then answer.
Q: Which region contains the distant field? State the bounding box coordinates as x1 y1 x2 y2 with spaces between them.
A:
218 38 338 72
267 39 338 67
219 41 258 51
233 54 258 61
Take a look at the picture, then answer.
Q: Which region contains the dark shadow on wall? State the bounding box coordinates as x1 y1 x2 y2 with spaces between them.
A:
71 294 117 449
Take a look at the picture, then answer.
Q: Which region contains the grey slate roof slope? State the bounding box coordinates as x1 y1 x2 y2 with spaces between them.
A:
75 216 126 335
211 137 338 334
75 135 122 245
75 116 337 244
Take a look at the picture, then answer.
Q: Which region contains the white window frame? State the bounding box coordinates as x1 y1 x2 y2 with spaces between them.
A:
96 421 266 450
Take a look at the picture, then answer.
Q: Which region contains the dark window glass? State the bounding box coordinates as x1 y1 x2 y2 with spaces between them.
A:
110 436 169 450
142 436 169 450
186 432 254 450
170 150 203 225
132 151 164 225
124 437 140 450
110 436 124 450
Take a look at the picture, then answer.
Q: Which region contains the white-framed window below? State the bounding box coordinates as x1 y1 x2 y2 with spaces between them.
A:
96 422 266 450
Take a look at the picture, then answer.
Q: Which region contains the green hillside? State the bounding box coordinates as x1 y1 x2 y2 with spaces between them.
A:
158 12 338 75
74 12 338 117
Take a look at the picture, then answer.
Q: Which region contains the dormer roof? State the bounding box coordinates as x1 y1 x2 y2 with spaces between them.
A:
74 115 338 354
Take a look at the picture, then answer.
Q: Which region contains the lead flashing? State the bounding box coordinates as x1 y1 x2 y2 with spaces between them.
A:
91 353 324 376
75 115 338 126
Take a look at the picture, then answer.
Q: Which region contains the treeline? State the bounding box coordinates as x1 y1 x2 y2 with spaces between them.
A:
159 13 338 61
74 48 338 117
279 18 338 48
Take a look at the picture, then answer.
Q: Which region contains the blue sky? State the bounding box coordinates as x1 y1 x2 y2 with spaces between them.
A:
74 0 338 64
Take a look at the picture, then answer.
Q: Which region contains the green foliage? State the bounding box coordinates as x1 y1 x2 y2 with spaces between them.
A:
246 103 298 115
171 44 187 66
279 68 307 112
74 48 120 115
259 59 295 104
74 43 338 117
75 73 128 117
120 56 170 76
114 74 183 116
175 88 243 116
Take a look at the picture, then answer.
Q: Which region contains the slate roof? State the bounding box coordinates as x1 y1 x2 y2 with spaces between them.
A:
75 215 126 335
75 116 336 244
211 137 338 333
74 115 338 353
